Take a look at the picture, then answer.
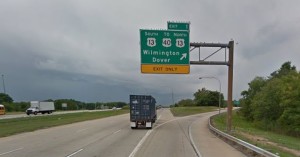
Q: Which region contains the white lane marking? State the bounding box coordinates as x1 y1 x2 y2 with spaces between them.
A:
0 147 23 156
189 120 202 157
157 115 161 120
128 129 152 157
76 128 88 133
66 148 83 157
113 130 121 134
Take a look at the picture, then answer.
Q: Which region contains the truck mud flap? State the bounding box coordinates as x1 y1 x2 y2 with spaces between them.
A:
130 122 136 129
146 122 152 128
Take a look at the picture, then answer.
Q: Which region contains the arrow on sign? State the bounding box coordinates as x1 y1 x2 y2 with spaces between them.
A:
180 53 187 60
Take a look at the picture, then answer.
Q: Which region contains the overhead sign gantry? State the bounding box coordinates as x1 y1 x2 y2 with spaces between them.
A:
139 21 234 132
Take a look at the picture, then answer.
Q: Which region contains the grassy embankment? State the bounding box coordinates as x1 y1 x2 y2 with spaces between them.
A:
4 112 24 115
212 111 300 157
170 106 218 117
0 109 129 137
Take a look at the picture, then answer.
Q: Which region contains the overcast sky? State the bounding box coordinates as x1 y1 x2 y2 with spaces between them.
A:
1 0 300 105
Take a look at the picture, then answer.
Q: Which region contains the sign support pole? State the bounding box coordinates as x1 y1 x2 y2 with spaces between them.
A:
227 41 234 132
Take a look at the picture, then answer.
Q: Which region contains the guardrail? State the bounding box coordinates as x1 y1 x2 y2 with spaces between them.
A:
209 115 280 157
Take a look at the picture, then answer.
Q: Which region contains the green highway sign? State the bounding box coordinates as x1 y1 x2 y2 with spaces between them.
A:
167 22 190 31
140 29 189 64
140 29 190 74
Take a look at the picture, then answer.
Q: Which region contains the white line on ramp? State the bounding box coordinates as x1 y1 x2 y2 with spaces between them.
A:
66 149 83 157
0 147 23 156
128 129 152 157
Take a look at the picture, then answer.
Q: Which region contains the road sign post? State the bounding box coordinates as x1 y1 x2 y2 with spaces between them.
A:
140 29 190 74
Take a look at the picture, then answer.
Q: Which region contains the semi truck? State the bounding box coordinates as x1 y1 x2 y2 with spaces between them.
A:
130 95 157 129
26 101 55 115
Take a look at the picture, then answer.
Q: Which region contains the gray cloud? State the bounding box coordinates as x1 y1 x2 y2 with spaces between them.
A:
1 0 300 105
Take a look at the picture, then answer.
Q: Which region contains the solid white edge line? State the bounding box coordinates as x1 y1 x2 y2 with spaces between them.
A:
189 120 202 157
66 149 83 157
0 147 23 156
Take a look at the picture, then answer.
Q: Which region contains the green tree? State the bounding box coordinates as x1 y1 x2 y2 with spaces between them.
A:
104 102 127 109
240 62 300 136
270 61 296 78
239 77 266 121
0 93 13 103
251 78 283 128
15 102 30 112
54 99 82 110
177 99 194 107
194 88 224 106
276 72 300 136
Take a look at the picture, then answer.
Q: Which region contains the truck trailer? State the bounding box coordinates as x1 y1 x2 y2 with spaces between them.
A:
130 95 157 129
26 101 55 115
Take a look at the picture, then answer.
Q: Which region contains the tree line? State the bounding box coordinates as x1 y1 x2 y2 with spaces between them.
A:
172 88 225 107
239 62 300 137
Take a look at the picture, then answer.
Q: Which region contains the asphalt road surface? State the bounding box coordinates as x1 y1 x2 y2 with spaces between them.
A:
0 109 245 157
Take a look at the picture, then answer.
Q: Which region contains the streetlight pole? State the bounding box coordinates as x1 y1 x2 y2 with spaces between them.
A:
199 77 221 114
171 88 174 106
1 74 6 94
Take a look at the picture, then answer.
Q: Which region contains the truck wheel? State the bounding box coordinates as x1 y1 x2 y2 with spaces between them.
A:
131 127 136 129
27 113 30 115
34 112 37 115
42 112 45 114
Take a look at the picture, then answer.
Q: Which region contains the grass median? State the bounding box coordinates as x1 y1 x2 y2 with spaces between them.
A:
212 111 300 157
0 109 129 137
170 106 218 117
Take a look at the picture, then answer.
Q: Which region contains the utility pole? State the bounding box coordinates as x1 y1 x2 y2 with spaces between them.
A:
1 74 6 94
171 88 175 106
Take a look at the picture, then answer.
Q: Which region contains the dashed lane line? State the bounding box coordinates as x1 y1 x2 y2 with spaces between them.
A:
0 147 23 156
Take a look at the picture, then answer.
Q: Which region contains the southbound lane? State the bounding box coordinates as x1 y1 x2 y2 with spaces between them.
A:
0 113 147 157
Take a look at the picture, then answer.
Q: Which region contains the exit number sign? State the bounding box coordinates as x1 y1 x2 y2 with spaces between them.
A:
167 22 190 31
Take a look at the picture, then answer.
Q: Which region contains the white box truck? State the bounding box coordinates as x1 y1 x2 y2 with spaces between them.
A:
26 101 55 115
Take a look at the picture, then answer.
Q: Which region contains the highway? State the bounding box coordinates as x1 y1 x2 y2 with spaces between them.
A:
0 109 245 157
0 109 119 120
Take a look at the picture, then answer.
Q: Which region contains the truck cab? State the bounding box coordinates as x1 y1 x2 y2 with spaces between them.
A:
26 107 39 115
